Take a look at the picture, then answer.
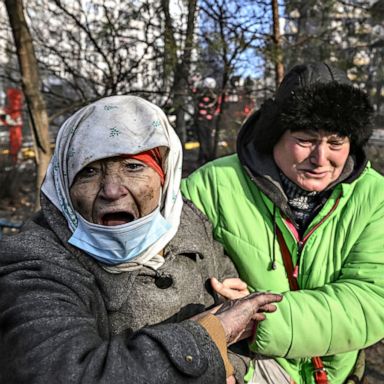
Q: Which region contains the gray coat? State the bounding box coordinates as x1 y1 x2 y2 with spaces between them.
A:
0 197 237 384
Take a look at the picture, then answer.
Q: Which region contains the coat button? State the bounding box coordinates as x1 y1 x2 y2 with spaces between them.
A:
155 274 173 289
185 355 193 363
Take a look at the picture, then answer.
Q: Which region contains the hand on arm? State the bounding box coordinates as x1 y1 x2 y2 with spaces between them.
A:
195 291 282 381
215 291 282 345
195 291 282 345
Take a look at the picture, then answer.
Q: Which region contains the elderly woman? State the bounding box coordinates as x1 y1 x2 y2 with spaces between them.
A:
0 95 282 384
182 63 384 384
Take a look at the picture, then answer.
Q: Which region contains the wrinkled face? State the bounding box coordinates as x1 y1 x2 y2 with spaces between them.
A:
70 156 162 225
273 130 350 192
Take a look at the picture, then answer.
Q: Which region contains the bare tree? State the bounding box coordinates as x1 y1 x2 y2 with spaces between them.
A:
271 0 284 88
1 0 204 167
27 1 166 119
161 0 198 143
197 0 271 161
1 0 179 133
4 0 51 208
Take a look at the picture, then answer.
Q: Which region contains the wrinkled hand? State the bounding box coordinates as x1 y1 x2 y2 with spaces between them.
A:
215 292 283 345
211 277 250 300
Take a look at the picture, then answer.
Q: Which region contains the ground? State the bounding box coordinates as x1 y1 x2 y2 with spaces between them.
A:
1 143 384 382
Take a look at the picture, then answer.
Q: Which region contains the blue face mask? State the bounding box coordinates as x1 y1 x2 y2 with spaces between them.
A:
68 208 171 265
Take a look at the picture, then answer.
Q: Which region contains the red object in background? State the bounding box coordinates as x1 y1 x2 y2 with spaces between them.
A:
197 91 218 122
1 88 23 163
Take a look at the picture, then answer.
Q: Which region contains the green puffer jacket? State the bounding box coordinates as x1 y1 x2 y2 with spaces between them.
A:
181 154 384 384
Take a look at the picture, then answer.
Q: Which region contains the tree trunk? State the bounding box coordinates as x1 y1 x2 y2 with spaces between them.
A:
375 80 383 115
211 73 228 160
5 0 52 210
271 0 284 89
161 0 197 144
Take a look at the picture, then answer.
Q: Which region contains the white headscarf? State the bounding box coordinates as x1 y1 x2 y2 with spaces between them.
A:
42 95 183 272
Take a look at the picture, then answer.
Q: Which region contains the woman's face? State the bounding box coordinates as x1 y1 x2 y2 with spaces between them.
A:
273 129 350 192
70 156 162 225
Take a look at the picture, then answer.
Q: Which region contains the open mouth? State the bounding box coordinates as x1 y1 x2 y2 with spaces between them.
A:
101 212 135 226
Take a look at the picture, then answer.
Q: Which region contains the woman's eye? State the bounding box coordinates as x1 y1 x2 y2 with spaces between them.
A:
297 138 313 146
125 162 145 171
329 141 343 147
78 166 98 178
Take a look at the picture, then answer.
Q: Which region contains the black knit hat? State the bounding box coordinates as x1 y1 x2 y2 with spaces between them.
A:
241 63 373 154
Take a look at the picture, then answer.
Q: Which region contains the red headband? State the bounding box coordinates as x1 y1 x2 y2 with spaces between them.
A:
128 148 165 185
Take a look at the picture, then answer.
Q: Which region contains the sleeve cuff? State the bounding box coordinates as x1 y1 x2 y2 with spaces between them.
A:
197 313 234 377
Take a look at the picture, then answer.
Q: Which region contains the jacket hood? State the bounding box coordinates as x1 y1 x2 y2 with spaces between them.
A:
237 63 372 211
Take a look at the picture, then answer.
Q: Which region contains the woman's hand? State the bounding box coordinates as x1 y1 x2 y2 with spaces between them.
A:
211 277 250 300
215 292 283 345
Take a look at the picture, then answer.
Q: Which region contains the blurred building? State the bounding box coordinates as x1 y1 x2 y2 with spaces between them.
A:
0 0 190 139
283 0 384 124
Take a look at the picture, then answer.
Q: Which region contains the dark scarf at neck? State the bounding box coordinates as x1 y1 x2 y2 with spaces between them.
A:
279 172 331 236
278 155 356 236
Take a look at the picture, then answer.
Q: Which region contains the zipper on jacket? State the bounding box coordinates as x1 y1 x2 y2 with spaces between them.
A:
293 241 304 278
286 193 342 281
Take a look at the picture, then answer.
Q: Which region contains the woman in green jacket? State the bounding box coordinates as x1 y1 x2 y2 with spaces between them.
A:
182 63 384 384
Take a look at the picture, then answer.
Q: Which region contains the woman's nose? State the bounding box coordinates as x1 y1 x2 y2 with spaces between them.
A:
99 175 128 201
310 143 328 166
